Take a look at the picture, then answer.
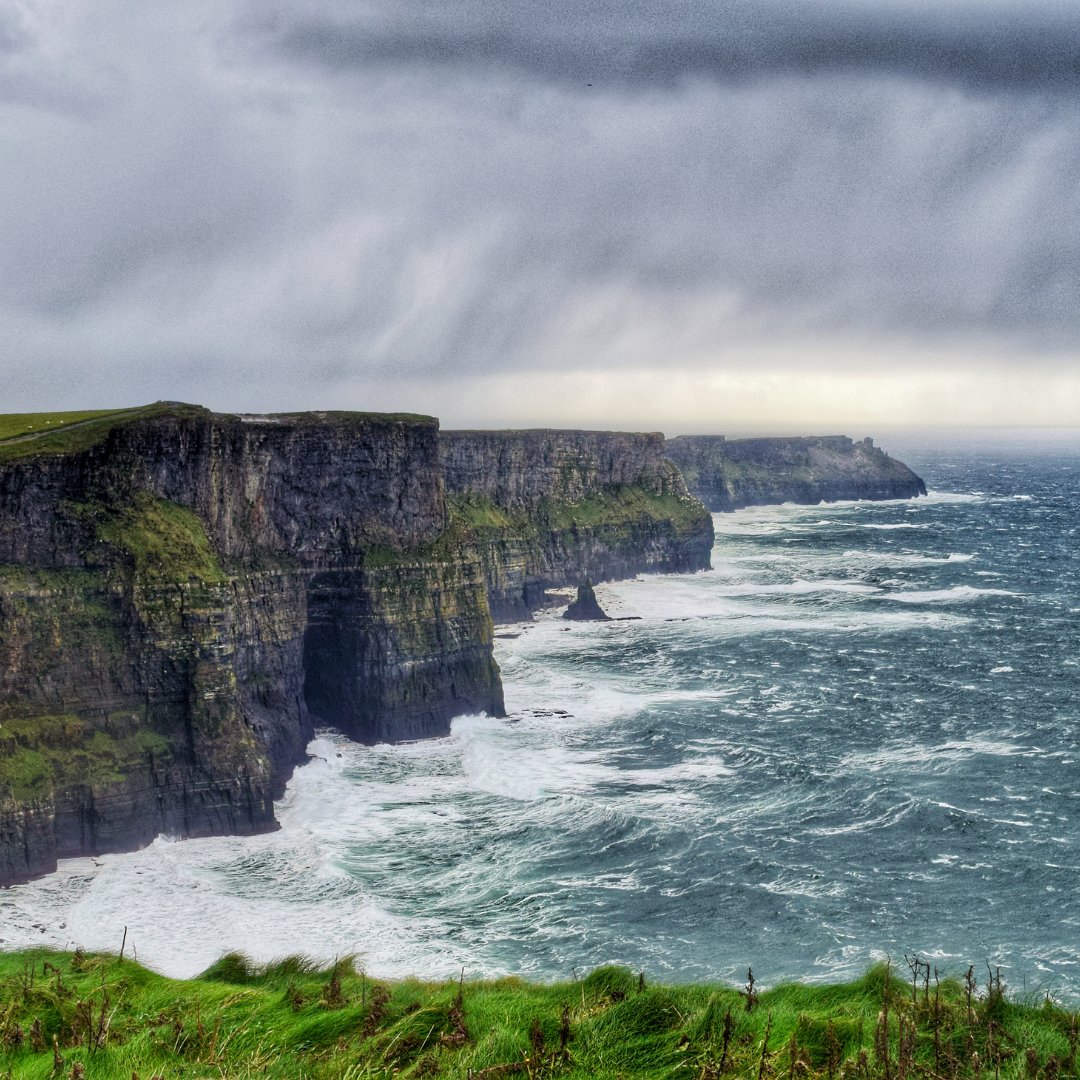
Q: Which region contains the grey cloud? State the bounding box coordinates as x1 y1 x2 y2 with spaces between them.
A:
264 1 1080 93
0 0 1078 418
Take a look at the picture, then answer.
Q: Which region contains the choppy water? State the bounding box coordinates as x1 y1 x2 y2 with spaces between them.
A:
3 429 1080 997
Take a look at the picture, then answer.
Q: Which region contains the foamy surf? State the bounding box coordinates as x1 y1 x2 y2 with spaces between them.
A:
883 585 1020 604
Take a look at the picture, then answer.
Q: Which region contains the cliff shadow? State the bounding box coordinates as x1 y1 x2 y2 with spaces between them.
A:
303 572 382 744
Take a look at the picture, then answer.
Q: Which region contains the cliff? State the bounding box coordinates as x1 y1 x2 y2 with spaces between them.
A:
664 435 927 511
0 404 503 886
439 430 714 622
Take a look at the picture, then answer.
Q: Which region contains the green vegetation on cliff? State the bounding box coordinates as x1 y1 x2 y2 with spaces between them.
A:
448 487 708 540
537 486 711 534
0 404 439 465
0 951 1075 1080
92 493 227 585
0 404 210 463
0 714 172 802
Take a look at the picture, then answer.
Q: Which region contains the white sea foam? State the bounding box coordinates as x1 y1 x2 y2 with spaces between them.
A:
882 586 1019 604
581 577 968 634
852 522 928 531
0 823 473 979
840 551 975 566
920 490 987 504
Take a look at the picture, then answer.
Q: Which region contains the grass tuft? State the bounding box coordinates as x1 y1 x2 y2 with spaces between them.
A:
2 951 1077 1079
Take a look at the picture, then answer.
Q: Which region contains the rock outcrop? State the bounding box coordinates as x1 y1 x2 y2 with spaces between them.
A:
440 430 714 622
664 435 926 511
563 581 611 622
0 404 503 886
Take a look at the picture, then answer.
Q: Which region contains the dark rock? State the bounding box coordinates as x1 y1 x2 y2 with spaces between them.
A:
563 580 611 621
0 406 721 886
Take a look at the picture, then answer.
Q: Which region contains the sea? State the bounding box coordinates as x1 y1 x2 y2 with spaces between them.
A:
2 428 1079 999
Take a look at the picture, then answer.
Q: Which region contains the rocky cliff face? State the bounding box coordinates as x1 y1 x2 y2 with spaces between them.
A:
664 435 927 511
440 430 714 621
0 405 502 886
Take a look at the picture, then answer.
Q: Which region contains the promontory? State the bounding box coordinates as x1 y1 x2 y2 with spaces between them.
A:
0 404 712 885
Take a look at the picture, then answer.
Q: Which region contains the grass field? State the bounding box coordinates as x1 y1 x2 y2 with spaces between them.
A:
0 410 140 443
1 950 1076 1079
0 405 208 463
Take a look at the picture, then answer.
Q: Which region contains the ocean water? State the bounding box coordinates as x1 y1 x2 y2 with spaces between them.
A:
3 428 1079 997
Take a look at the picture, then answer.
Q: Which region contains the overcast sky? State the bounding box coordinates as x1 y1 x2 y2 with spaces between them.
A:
2 0 1078 431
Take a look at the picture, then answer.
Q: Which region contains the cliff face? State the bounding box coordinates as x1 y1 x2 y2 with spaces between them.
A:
440 430 714 621
664 435 927 512
0 405 502 886
0 410 718 886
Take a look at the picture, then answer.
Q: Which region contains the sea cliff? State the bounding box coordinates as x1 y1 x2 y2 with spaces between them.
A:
665 434 926 511
0 407 713 885
440 430 714 622
0 404 503 885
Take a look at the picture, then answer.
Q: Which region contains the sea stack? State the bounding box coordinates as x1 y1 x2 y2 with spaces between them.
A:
563 580 612 621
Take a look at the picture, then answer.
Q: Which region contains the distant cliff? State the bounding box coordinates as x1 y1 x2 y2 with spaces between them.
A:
440 430 714 622
664 435 926 511
0 407 714 886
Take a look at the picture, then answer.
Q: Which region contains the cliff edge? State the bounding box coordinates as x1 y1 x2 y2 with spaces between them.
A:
664 435 926 511
0 404 503 885
0 408 717 886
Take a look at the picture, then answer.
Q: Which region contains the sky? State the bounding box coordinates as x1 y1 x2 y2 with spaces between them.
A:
2 0 1079 432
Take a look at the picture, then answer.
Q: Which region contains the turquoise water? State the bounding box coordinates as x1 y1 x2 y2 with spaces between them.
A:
3 429 1079 997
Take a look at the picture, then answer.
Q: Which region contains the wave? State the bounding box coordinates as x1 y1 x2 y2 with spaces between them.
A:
853 522 928 531
881 586 1020 604
920 490 987 504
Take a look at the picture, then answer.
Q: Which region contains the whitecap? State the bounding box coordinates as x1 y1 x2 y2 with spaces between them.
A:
853 522 929 530
918 491 987 504
882 586 1020 604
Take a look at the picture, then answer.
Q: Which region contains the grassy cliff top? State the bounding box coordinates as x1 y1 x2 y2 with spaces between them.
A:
0 950 1073 1080
0 403 438 463
442 428 664 438
0 403 209 462
232 409 438 430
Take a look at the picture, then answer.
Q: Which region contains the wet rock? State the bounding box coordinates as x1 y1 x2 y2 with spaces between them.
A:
563 580 612 622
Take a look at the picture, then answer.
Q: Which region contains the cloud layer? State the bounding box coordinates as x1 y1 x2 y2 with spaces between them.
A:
1 1 1077 426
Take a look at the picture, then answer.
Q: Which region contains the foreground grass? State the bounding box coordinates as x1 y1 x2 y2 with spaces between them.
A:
0 951 1077 1079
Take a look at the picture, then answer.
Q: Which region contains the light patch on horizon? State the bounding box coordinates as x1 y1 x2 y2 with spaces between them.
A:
341 363 1080 433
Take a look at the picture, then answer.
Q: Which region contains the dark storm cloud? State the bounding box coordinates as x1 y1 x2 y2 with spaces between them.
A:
1 1 1078 420
267 1 1080 93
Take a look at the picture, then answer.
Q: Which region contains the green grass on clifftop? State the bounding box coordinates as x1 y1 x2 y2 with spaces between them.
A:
1 951 1076 1080
0 404 437 465
0 411 134 443
0 404 209 463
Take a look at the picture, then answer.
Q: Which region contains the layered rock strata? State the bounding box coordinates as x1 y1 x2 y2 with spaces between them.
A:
440 430 714 622
0 404 503 885
665 435 926 511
